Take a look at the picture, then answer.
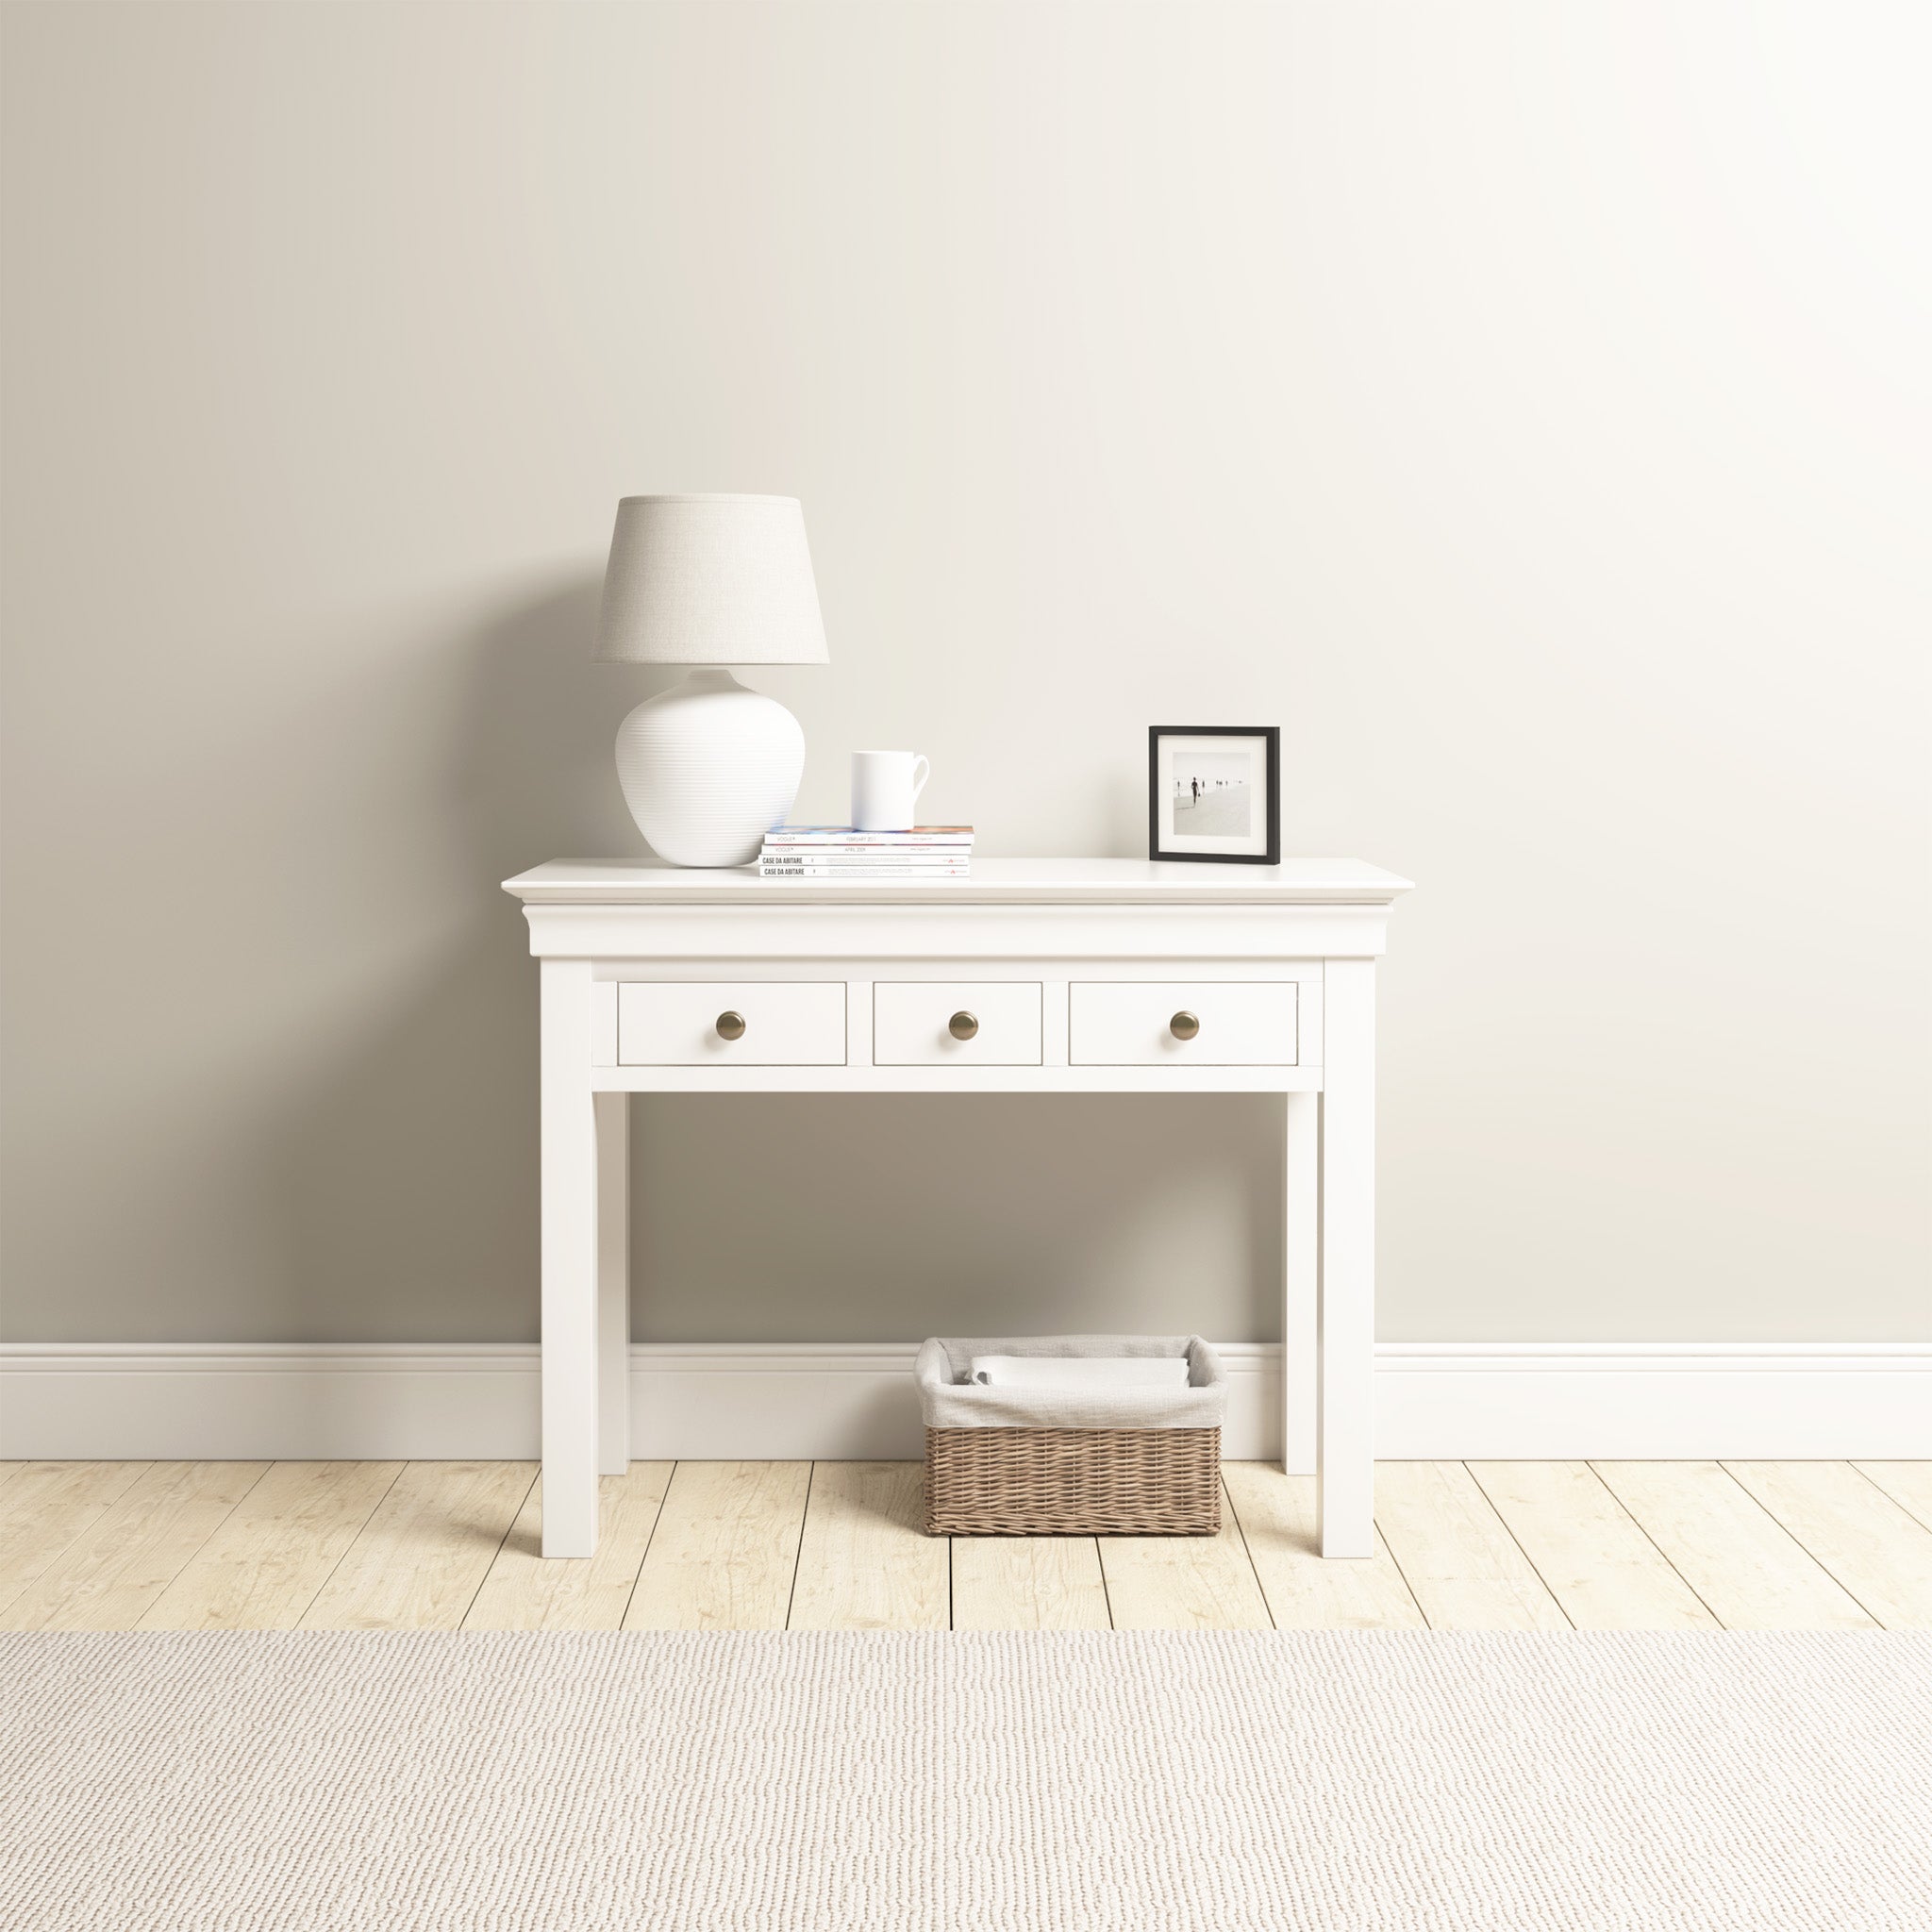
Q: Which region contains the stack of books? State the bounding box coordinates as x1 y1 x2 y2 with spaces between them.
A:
758 826 974 877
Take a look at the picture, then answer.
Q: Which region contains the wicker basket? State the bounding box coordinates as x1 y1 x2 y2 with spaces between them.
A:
924 1425 1221 1536
916 1337 1224 1537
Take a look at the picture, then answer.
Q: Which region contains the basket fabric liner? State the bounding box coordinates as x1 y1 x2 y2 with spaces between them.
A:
916 1335 1225 1432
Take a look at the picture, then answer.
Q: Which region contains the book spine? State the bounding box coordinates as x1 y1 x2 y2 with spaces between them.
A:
761 844 974 853
764 829 974 842
759 865 973 877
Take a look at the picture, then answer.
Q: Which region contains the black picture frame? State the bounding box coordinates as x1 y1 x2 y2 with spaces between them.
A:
1148 725 1281 865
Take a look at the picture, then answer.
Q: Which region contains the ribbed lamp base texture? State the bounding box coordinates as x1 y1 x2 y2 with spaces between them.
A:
614 669 804 867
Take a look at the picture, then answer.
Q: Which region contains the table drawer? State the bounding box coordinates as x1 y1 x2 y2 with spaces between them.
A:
874 982 1042 1065
616 982 846 1065
1069 981 1297 1066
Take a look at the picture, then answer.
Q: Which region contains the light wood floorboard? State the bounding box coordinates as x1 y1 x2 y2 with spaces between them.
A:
1374 1462 1571 1629
1098 1487 1272 1630
790 1462 949 1631
1724 1461 1932 1630
1592 1461 1876 1630
140 1460 403 1630
0 1462 268 1631
950 1536 1111 1630
0 1462 152 1615
300 1461 534 1630
623 1460 809 1631
5 1460 1929 1632
1467 1461 1719 1630
468 1465 674 1630
1223 1463 1424 1629
1857 1462 1932 1534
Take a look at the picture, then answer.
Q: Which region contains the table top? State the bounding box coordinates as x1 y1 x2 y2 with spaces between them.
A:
503 857 1414 906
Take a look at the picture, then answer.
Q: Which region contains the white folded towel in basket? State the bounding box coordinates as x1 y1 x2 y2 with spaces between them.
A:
968 1355 1191 1391
920 1337 1223 1431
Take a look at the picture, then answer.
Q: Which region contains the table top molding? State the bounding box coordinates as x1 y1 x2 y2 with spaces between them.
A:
503 856 1414 907
507 858 1414 961
517 901 1399 961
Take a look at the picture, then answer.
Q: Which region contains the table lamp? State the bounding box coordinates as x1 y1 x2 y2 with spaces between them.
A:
593 493 829 866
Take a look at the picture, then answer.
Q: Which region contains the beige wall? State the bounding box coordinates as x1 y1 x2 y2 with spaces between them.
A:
2 2 1925 1346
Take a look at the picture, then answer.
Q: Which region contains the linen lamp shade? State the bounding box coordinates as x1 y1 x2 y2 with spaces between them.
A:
594 494 829 667
592 493 829 867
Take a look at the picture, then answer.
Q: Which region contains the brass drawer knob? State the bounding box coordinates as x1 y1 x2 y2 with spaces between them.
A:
1169 1010 1200 1041
715 1010 746 1041
948 1010 979 1041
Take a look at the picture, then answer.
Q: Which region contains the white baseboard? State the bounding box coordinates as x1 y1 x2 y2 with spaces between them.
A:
3 1341 1926 1462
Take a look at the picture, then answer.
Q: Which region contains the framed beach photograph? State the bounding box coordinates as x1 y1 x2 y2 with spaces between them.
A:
1148 725 1280 864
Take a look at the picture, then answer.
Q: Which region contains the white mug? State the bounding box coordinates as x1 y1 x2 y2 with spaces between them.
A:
851 750 930 831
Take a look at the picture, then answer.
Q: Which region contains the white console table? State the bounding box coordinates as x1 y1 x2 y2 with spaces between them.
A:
503 857 1411 1559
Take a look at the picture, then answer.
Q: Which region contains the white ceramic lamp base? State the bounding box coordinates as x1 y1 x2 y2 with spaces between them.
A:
614 669 804 868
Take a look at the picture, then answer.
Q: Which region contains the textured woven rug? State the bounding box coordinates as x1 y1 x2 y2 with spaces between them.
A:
3 1630 1927 1930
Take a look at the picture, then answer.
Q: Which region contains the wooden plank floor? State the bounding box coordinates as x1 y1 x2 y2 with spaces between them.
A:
2 1461 1927 1633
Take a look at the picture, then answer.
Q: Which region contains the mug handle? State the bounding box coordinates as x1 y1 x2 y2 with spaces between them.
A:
910 755 930 801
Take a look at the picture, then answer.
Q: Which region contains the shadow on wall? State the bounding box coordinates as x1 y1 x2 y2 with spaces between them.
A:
632 1093 1288 1344
450 575 675 877
258 574 1287 1345
257 574 637 1342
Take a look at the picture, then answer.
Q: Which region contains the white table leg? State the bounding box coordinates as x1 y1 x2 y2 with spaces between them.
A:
1318 958 1375 1558
595 1091 630 1476
1283 1090 1319 1475
541 958 599 1558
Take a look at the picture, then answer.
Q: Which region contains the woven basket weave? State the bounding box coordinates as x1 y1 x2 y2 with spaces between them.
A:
924 1424 1222 1536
